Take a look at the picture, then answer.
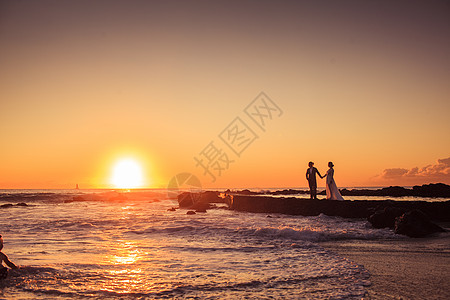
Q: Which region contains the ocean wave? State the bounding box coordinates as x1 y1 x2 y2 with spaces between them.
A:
0 192 73 204
124 223 239 237
245 225 396 242
0 190 170 205
166 245 278 253
1 247 371 299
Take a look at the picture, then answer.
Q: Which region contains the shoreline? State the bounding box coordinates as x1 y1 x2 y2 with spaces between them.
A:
320 230 450 299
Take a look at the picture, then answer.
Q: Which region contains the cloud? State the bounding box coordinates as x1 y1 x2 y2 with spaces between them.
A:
379 157 450 184
381 168 408 178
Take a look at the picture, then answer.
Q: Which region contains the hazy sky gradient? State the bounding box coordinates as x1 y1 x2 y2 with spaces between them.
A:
1 0 449 188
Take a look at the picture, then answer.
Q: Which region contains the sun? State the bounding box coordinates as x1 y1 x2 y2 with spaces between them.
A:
111 158 143 189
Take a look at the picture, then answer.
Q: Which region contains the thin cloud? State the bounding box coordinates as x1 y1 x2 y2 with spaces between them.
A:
379 157 450 184
381 168 408 179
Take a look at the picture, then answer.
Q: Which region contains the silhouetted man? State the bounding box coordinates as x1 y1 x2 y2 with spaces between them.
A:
306 161 323 200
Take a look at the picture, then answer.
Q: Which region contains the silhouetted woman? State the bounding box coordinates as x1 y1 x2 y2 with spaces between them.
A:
325 162 344 200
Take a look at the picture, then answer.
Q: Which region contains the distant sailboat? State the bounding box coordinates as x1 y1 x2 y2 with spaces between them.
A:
76 184 79 190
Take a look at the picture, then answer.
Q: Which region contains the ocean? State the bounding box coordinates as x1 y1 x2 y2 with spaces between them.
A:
0 189 447 299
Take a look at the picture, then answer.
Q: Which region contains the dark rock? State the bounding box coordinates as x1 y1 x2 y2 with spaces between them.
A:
16 202 28 206
189 199 211 212
178 192 196 207
236 189 256 195
340 188 350 195
412 183 450 198
269 189 306 195
167 207 177 212
380 186 411 197
339 183 450 198
0 204 14 209
186 210 196 215
368 207 406 229
201 191 222 203
394 209 446 237
177 191 225 209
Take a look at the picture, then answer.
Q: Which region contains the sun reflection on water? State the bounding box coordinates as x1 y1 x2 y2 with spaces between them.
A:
105 240 143 265
99 240 150 294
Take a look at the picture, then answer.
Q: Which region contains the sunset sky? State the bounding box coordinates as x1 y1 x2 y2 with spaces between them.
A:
1 0 449 189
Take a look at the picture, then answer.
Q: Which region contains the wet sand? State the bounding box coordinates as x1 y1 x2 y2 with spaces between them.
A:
321 230 450 300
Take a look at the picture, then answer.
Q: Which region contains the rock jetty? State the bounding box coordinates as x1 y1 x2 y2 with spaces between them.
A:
178 183 450 237
225 195 450 221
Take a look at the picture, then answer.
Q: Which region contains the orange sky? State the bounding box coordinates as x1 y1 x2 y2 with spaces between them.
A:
1 1 449 189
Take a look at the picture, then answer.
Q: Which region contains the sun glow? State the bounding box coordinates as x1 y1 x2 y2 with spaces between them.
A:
111 158 144 189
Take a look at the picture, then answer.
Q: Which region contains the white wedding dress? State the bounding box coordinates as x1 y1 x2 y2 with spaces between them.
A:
325 168 344 200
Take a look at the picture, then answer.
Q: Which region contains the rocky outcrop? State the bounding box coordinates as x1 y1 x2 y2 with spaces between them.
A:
394 210 445 237
367 207 406 229
341 183 450 198
367 207 446 237
0 204 14 209
412 183 450 198
1 203 28 208
178 192 196 208
177 191 226 211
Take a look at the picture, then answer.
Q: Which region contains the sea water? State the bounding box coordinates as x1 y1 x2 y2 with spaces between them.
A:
0 189 433 299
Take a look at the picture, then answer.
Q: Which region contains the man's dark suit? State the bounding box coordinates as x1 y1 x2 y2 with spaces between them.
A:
306 167 322 199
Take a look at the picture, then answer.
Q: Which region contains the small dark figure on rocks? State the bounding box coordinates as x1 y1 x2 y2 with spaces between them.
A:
0 234 18 279
306 162 323 200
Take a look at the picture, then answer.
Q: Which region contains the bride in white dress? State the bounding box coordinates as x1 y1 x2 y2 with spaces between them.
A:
324 162 344 200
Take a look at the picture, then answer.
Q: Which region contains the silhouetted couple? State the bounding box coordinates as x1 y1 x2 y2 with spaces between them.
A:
306 161 344 200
